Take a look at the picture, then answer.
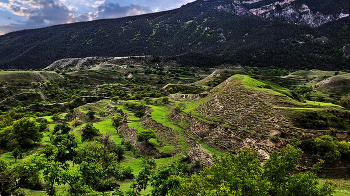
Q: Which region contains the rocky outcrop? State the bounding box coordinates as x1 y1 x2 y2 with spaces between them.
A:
343 44 350 59
169 94 208 101
170 110 289 161
188 146 213 166
217 0 349 27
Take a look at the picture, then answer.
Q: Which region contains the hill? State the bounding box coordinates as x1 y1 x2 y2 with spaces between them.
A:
0 0 348 70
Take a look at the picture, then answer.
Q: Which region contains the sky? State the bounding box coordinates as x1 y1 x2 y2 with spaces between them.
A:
0 0 196 35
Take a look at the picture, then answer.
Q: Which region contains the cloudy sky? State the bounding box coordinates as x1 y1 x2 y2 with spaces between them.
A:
0 0 195 35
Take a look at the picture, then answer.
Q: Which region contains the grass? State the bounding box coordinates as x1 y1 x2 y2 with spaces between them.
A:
42 131 51 143
318 178 350 196
40 115 54 123
158 145 175 154
237 74 291 96
0 152 24 165
93 119 122 144
148 105 189 151
198 141 225 156
120 154 174 175
303 100 342 107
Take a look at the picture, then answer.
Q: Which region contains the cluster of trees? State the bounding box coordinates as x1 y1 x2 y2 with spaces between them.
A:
0 112 339 195
300 135 350 161
0 118 45 157
295 110 350 129
114 145 335 196
0 121 132 195
124 102 146 118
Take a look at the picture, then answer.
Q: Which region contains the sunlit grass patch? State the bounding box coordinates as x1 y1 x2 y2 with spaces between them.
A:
148 105 189 151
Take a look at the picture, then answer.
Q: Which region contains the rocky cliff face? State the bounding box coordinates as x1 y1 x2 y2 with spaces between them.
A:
215 0 349 27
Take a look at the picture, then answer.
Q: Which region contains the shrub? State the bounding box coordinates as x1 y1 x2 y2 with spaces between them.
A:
339 97 350 109
70 118 81 127
135 110 145 118
111 96 119 102
81 123 100 142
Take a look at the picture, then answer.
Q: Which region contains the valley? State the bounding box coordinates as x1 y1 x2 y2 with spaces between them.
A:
1 56 350 195
0 0 349 195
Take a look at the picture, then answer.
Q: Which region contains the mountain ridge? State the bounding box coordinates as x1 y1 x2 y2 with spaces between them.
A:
0 0 348 69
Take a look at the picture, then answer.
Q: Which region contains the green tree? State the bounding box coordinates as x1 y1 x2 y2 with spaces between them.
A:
151 167 180 196
39 143 58 158
53 123 71 135
10 118 43 149
161 96 169 103
172 146 335 196
137 130 156 147
339 97 350 109
12 147 21 162
173 148 269 196
111 96 120 102
0 160 16 195
81 123 100 142
128 158 156 195
86 110 96 121
112 114 124 133
264 145 335 196
313 135 341 160
51 134 78 162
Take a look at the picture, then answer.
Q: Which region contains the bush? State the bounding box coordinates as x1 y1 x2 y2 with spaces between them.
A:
339 97 350 109
70 118 81 127
135 110 145 118
161 97 169 103
81 123 100 142
313 135 340 160
111 96 119 102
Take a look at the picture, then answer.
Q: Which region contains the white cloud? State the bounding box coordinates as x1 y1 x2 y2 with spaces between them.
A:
96 3 152 19
92 0 105 8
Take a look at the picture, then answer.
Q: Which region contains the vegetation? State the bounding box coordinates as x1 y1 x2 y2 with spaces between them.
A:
0 3 349 191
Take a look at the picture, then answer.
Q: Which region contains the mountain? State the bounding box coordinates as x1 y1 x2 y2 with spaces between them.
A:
0 0 348 69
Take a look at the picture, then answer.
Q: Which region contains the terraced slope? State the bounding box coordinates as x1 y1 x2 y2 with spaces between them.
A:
172 74 350 154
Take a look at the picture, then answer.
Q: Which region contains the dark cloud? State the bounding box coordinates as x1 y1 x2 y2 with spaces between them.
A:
96 3 152 19
7 17 12 20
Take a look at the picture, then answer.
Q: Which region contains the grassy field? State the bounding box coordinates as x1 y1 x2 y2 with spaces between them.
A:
94 119 123 144
148 105 189 151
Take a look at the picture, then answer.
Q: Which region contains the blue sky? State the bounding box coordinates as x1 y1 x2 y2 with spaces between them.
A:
0 0 195 35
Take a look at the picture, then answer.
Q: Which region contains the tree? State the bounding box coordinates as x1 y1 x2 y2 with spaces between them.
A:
0 160 16 195
39 143 58 158
313 135 341 160
173 148 269 196
12 147 21 162
51 134 78 162
112 115 124 133
137 130 156 147
128 159 156 195
53 124 71 135
10 117 43 149
86 110 96 121
264 145 336 196
151 167 180 196
172 146 336 196
161 96 169 104
81 123 100 142
111 96 119 102
339 97 350 109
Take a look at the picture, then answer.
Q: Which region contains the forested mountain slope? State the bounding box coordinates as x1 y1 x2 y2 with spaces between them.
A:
0 0 348 69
